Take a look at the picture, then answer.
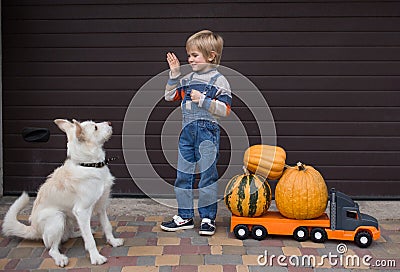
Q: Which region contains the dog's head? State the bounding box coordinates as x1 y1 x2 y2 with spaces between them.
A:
54 119 113 162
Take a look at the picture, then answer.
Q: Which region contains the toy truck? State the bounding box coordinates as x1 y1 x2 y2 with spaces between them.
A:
230 188 380 248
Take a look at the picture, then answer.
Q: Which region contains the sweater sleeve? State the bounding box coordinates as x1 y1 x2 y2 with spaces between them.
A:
165 71 183 101
198 76 232 117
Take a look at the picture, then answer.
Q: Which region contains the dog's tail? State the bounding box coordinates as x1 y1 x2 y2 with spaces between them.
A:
2 192 40 240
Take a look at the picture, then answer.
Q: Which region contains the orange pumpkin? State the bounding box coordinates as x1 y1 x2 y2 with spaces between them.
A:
243 145 286 180
275 162 328 220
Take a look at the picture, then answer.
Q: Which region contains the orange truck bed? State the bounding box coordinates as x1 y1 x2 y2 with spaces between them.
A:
230 211 330 235
230 211 380 242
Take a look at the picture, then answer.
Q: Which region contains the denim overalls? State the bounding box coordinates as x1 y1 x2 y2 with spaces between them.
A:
175 71 221 220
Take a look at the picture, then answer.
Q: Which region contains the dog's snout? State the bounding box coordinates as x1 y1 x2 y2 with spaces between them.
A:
107 121 112 126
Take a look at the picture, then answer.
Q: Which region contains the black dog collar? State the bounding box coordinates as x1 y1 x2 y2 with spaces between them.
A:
79 157 117 168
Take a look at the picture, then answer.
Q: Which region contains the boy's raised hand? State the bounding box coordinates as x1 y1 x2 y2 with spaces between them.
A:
166 52 180 78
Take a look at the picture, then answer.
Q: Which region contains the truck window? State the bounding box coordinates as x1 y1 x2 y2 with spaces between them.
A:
346 210 358 219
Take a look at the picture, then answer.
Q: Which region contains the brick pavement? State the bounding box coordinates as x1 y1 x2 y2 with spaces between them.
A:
0 202 399 271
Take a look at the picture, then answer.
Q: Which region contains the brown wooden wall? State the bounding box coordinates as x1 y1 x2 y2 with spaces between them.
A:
2 0 400 198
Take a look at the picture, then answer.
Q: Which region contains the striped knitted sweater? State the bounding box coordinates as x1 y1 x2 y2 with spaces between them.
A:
165 68 232 120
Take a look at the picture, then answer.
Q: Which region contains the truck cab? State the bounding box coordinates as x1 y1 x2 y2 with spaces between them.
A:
328 188 380 247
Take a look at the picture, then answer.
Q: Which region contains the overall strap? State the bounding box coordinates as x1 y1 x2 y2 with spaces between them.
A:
205 72 221 92
181 72 195 88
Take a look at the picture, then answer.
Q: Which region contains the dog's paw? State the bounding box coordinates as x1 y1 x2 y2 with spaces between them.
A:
108 238 124 247
54 255 69 267
90 254 107 265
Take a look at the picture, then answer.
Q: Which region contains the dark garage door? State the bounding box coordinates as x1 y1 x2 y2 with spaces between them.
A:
2 1 400 198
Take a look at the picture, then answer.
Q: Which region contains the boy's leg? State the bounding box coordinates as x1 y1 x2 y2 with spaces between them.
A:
196 121 220 220
198 160 218 220
161 123 196 232
175 122 196 219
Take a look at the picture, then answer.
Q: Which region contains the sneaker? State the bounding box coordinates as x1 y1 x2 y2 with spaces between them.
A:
199 218 216 236
160 215 194 232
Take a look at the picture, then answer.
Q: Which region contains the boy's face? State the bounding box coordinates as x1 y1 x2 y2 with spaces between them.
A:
187 47 212 72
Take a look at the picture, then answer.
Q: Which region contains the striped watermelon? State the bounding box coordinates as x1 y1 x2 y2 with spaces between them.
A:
224 172 272 217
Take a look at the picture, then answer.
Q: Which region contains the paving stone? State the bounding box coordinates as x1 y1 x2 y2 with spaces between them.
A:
122 266 159 272
128 246 163 256
66 243 87 257
16 257 43 270
157 237 180 246
116 226 139 233
155 255 180 266
134 231 158 239
242 255 261 266
124 237 149 246
4 259 19 270
209 237 243 246
136 256 156 266
179 254 204 265
222 245 246 255
211 245 223 255
236 265 250 272
282 246 302 256
0 258 9 270
249 266 288 272
222 264 236 272
198 265 223 272
8 247 33 258
127 221 156 226
172 265 198 272
300 241 326 248
388 234 400 243
18 240 44 247
106 256 138 267
145 216 164 222
31 247 46 258
163 244 211 255
205 254 242 265
191 236 209 245
246 246 283 256
147 237 158 246
40 257 78 269
109 267 123 272
159 266 172 272
0 247 11 258
109 245 130 257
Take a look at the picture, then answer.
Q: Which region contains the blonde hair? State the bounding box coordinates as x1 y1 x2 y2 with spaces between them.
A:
186 30 224 65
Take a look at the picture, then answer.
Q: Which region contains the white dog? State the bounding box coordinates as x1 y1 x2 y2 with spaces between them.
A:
2 119 124 267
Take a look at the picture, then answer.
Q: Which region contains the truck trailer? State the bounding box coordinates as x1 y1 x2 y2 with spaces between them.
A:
230 188 380 248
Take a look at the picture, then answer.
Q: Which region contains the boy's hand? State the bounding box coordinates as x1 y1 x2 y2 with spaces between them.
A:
166 52 180 78
190 89 203 103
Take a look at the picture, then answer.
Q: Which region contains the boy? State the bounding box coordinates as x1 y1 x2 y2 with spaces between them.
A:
161 30 232 235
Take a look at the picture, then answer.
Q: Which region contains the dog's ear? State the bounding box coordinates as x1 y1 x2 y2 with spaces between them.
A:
73 119 84 141
54 119 74 133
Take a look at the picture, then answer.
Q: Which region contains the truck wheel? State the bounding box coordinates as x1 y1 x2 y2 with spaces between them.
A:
354 231 372 248
293 226 309 242
252 225 268 241
234 224 249 240
310 228 327 243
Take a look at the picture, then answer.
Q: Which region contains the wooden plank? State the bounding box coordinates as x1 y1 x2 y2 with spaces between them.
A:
3 2 400 19
4 61 400 76
4 162 400 182
4 76 400 91
5 149 400 167
5 17 400 34
4 32 400 48
5 47 400 62
5 120 400 136
3 0 391 6
4 90 400 107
